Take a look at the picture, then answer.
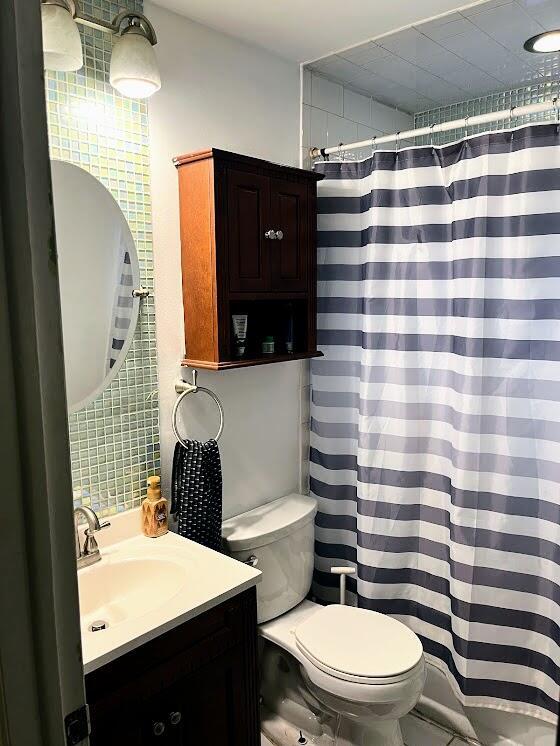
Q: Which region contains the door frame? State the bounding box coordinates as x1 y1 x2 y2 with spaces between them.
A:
0 0 87 744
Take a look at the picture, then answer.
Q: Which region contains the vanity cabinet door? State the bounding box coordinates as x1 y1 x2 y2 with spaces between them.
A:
86 589 259 746
268 177 309 292
227 168 270 292
165 646 253 745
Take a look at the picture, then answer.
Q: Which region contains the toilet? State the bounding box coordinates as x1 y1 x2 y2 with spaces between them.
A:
222 493 426 746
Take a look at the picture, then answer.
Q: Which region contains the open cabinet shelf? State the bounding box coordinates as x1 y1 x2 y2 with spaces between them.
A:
182 350 323 370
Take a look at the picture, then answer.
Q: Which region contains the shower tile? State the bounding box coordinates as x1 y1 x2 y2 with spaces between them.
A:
311 73 344 115
414 79 560 147
302 68 312 105
302 104 311 147
343 88 371 125
310 106 328 149
326 113 358 148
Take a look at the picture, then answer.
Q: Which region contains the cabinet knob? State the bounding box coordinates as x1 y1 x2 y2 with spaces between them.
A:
169 711 182 726
265 229 277 239
275 230 284 240
152 721 166 736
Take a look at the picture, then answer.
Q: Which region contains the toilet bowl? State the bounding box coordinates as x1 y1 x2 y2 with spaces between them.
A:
223 494 426 746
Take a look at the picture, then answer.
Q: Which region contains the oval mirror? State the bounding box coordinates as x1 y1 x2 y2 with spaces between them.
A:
51 161 140 413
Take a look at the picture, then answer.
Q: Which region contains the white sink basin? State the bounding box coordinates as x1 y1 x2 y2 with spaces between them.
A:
77 521 261 674
78 557 188 629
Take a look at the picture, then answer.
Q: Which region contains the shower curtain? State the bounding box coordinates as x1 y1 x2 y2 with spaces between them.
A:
311 122 560 723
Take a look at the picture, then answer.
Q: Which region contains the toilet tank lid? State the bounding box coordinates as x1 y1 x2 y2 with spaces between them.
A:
222 493 318 551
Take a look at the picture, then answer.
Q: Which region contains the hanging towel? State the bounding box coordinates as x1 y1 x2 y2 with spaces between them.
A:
172 439 223 552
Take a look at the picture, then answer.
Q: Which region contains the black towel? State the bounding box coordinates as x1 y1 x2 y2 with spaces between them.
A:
172 439 223 552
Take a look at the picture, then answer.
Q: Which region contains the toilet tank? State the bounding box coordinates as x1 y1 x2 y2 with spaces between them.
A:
222 494 317 623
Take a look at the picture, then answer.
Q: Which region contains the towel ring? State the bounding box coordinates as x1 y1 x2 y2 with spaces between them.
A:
172 371 224 446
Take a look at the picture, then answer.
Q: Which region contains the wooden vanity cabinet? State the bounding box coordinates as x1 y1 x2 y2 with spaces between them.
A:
86 589 259 746
173 148 323 369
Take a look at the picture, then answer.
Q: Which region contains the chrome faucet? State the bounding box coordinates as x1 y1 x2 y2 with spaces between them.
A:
74 506 110 569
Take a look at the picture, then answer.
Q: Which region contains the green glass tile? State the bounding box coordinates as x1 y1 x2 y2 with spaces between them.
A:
45 0 160 514
414 80 560 146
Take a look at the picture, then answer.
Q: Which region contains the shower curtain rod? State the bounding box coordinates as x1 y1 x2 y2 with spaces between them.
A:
309 98 559 159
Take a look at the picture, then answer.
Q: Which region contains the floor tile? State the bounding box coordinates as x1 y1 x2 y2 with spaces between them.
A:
401 713 453 746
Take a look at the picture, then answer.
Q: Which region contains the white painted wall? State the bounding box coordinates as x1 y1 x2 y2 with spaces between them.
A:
146 2 306 520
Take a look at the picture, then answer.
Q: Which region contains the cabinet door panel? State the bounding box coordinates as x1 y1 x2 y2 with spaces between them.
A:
269 178 308 291
165 647 255 746
227 169 270 292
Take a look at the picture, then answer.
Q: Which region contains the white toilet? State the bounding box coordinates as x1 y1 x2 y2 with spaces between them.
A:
223 493 426 746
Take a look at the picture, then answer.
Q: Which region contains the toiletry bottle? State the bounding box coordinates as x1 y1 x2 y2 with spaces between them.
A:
142 475 169 538
262 335 275 354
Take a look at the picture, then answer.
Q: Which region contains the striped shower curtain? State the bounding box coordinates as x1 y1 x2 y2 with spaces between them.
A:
311 123 560 723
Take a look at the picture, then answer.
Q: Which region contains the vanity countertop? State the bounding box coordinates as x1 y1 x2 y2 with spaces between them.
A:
78 510 260 674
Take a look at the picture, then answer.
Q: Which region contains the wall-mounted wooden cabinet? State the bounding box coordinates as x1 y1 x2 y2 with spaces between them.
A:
174 149 323 370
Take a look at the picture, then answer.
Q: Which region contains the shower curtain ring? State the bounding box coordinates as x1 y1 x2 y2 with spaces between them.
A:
464 116 469 140
430 123 436 151
371 136 377 157
395 131 400 157
509 106 515 140
554 97 560 133
338 142 345 161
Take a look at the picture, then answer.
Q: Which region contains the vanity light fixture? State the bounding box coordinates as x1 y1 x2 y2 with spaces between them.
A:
524 29 560 53
40 0 83 72
109 13 161 99
40 0 161 99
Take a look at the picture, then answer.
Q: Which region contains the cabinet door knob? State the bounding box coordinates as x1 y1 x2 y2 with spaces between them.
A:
264 229 277 239
275 230 284 240
152 721 166 736
169 711 182 726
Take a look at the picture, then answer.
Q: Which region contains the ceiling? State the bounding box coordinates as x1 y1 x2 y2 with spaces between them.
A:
306 0 560 113
149 0 491 63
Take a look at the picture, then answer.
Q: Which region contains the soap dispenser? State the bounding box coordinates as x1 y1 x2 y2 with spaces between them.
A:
142 475 168 538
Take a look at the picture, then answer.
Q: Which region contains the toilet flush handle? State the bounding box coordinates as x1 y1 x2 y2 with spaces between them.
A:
330 567 356 605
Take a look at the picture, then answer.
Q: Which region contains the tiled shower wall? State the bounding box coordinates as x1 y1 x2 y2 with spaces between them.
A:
46 0 160 517
301 70 413 168
414 79 560 145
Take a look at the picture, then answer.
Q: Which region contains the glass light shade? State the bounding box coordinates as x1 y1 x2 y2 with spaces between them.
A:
41 3 83 72
109 32 161 99
524 30 560 53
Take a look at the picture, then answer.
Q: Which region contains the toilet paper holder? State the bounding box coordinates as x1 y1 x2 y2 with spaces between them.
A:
331 567 356 605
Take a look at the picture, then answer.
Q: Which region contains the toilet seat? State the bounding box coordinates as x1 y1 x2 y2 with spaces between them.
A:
295 604 423 685
260 599 426 706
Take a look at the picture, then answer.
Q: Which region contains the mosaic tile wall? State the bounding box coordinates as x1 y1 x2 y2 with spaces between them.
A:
45 0 160 517
414 79 560 146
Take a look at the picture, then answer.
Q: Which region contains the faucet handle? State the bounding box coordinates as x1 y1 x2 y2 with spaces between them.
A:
84 521 110 537
83 522 110 554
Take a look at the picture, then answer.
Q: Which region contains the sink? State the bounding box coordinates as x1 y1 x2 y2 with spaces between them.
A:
78 556 189 630
76 519 260 675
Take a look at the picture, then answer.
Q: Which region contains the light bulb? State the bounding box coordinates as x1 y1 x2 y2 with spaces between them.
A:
524 30 560 54
109 31 161 99
41 2 83 72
